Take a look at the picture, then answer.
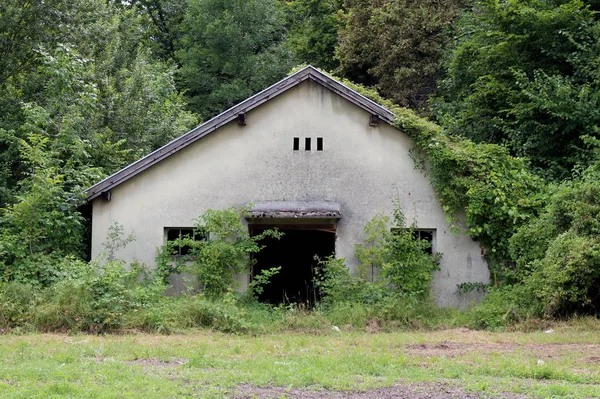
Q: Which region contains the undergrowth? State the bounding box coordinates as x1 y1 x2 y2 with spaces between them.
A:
2 72 599 334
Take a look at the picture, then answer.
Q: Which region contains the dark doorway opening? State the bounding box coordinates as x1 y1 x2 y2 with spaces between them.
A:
251 227 336 306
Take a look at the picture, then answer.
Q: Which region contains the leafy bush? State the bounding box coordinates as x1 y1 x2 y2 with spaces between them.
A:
156 206 282 298
0 282 39 330
314 206 443 327
0 133 94 283
0 258 166 333
320 207 440 302
123 293 257 334
459 285 542 330
511 156 600 316
315 254 451 329
527 233 600 317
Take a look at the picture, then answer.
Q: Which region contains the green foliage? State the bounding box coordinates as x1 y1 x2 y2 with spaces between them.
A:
283 0 343 71
323 298 452 330
355 209 441 298
157 206 283 298
124 0 188 62
354 214 388 281
0 0 198 212
123 292 257 333
510 157 600 316
459 285 542 330
391 107 545 282
0 258 166 333
177 0 294 119
433 0 600 178
0 133 92 282
0 0 66 83
337 0 466 110
0 1 198 278
314 256 388 305
34 259 164 332
315 251 450 329
248 266 281 298
316 206 440 306
103 222 136 261
0 282 39 328
528 233 600 317
380 209 441 297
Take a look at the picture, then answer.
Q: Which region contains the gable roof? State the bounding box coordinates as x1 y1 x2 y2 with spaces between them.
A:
85 66 397 200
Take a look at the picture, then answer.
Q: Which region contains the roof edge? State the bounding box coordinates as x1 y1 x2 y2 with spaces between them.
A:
85 66 397 200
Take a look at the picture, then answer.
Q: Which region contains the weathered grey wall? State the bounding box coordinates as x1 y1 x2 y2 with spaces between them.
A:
91 80 489 307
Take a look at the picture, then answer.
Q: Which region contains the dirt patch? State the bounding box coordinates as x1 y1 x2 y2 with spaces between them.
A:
581 356 600 364
127 357 186 367
405 341 600 359
233 383 524 399
405 341 518 358
366 318 381 334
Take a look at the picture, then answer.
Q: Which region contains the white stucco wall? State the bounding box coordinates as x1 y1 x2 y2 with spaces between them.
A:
91 80 489 307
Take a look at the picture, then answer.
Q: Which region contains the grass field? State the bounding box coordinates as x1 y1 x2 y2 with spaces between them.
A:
1 324 599 399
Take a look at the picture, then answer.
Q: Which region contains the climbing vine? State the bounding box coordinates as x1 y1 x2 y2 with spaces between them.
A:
310 68 547 284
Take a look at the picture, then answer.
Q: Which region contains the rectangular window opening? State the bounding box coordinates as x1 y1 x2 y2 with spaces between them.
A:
317 137 323 151
413 230 434 255
165 227 207 256
305 137 311 151
293 137 299 151
391 228 435 255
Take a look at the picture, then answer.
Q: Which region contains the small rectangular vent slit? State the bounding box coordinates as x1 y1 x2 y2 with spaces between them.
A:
305 137 311 151
293 137 299 151
317 137 323 151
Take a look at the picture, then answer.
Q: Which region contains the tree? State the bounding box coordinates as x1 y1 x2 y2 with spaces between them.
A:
119 0 188 63
0 0 66 84
283 0 343 71
0 132 93 282
337 0 466 110
509 140 600 315
0 0 198 273
0 0 198 204
433 0 600 179
177 0 295 119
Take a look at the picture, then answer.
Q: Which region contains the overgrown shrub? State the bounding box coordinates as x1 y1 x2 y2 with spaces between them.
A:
528 233 600 317
156 206 282 298
459 285 542 330
0 133 95 283
123 293 257 334
315 255 449 330
317 206 440 305
0 282 39 329
510 155 600 316
0 258 166 333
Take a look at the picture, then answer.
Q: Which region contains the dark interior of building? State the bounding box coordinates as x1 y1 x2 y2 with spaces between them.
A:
251 227 336 306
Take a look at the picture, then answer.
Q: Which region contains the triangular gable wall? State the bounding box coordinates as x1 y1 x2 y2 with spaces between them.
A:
85 66 396 200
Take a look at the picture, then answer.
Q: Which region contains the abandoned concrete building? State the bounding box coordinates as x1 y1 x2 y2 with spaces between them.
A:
85 66 489 307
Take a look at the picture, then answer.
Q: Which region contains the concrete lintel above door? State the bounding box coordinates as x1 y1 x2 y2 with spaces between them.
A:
247 201 342 220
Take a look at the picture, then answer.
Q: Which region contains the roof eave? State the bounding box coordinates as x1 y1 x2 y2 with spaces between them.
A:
85 66 396 201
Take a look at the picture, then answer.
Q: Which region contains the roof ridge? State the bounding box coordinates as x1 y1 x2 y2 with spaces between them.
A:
85 66 396 200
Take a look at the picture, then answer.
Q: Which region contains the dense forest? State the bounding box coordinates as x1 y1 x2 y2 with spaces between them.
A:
1 0 600 328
